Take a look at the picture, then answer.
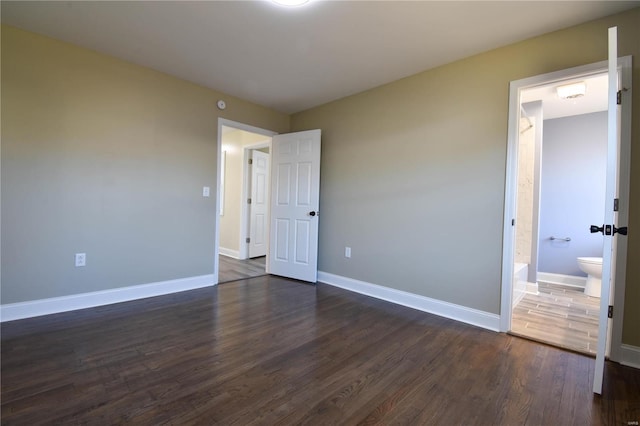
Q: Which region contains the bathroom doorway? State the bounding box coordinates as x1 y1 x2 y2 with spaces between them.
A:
511 73 608 355
500 58 632 360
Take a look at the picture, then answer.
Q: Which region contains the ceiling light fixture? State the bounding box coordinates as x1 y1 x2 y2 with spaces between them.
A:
556 82 586 99
271 0 310 7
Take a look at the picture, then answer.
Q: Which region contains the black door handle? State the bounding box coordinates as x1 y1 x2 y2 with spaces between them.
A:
614 226 628 236
309 211 316 217
590 224 628 236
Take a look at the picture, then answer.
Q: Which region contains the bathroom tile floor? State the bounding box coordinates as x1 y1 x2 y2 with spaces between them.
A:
511 282 600 355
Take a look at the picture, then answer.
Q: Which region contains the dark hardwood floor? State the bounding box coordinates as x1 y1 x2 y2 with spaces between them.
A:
2 275 639 425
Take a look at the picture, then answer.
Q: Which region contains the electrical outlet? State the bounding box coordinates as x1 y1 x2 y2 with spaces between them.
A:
75 253 86 267
203 186 210 197
345 247 351 258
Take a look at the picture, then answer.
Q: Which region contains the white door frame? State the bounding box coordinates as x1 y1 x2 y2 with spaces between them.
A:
499 56 632 363
241 141 271 260
215 118 277 284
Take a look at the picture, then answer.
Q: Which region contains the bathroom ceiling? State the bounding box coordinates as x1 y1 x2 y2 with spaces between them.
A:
1 1 637 114
521 73 609 120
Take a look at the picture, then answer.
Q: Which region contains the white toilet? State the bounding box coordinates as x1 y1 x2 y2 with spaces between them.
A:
577 257 603 298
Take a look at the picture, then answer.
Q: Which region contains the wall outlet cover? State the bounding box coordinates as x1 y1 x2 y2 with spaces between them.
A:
75 253 86 267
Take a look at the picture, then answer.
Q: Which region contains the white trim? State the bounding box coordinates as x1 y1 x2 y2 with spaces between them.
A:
513 263 528 307
620 344 640 370
219 247 241 259
537 272 587 289
318 271 500 332
512 289 526 307
219 150 226 216
499 72 521 332
218 118 278 139
0 274 215 322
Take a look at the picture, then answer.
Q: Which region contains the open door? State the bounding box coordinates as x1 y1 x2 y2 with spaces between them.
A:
249 149 270 258
268 129 321 282
592 26 622 395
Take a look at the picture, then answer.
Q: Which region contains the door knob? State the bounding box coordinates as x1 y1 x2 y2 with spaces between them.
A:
309 211 317 217
614 226 628 236
590 224 627 236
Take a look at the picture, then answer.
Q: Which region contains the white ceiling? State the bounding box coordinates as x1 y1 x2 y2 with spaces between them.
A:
2 1 638 114
521 73 609 120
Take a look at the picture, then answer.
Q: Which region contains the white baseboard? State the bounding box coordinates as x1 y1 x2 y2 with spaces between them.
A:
219 247 241 259
537 272 586 289
620 344 640 369
0 274 216 322
512 288 526 308
318 271 500 332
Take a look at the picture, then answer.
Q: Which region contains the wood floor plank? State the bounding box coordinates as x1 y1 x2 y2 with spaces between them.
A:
218 255 266 283
2 275 639 425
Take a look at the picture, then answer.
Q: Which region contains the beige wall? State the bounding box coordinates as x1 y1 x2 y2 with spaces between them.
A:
1 25 289 303
291 8 640 345
219 129 271 253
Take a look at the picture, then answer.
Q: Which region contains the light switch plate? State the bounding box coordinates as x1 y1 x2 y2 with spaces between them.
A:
203 186 210 197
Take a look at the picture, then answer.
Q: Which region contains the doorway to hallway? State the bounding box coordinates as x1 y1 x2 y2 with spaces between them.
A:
216 120 275 284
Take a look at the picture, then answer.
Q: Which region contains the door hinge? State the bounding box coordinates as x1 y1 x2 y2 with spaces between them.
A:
512 219 515 226
614 198 619 212
248 158 253 165
247 198 252 204
617 90 622 105
246 237 250 244
608 305 613 318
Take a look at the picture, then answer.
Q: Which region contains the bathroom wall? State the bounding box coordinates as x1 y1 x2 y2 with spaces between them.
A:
538 111 607 276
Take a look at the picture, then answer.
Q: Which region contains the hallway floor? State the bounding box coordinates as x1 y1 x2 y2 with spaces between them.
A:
511 282 600 355
218 255 266 284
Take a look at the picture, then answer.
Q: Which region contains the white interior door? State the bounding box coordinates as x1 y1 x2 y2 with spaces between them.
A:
249 150 270 258
268 129 321 282
592 26 619 395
